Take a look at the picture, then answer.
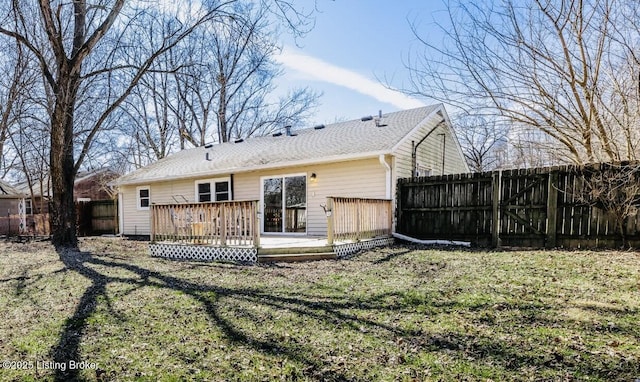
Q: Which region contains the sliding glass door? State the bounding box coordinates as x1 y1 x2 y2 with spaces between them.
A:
262 175 306 234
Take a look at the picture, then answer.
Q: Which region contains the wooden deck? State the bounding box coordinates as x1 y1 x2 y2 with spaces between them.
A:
149 197 394 263
150 235 395 263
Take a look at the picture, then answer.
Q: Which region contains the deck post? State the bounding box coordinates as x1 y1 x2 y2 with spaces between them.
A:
220 203 227 246
253 201 260 248
355 198 361 242
150 204 156 243
327 197 335 245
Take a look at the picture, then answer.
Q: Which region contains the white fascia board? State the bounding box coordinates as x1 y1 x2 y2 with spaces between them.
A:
391 104 445 154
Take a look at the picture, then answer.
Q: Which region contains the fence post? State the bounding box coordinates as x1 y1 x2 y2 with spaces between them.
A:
491 171 502 248
396 179 402 235
386 200 393 237
546 172 558 248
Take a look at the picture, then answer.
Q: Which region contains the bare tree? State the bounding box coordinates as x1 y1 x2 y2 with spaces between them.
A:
112 2 319 173
0 38 36 177
572 162 640 248
174 4 319 146
0 0 315 249
453 113 508 171
404 0 640 165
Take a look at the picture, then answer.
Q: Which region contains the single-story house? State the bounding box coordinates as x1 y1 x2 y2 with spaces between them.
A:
0 179 25 215
11 168 120 215
74 168 120 201
115 104 469 238
0 180 35 235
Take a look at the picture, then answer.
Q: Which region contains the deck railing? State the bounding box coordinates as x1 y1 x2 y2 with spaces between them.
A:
326 197 392 244
151 200 260 247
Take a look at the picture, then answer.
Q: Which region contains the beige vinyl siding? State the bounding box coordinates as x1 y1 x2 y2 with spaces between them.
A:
440 128 469 174
121 180 195 235
120 185 150 235
120 157 388 237
393 114 468 179
234 157 387 236
413 124 468 176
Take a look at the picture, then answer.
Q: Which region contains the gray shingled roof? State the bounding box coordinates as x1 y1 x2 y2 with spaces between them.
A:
116 105 442 185
0 179 24 198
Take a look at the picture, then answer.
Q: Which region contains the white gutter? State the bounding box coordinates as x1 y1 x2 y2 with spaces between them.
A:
378 154 392 199
393 232 471 247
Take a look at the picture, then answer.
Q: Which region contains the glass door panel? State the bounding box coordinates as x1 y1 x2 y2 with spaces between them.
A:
262 175 307 234
285 176 306 233
263 178 283 233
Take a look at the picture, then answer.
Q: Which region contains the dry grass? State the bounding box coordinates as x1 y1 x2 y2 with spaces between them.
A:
0 237 639 381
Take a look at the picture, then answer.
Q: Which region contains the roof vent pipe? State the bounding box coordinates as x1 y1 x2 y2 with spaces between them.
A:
285 125 292 136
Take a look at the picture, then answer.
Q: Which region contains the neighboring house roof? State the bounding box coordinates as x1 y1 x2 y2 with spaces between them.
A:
116 104 458 186
0 179 24 198
14 168 119 198
15 178 51 198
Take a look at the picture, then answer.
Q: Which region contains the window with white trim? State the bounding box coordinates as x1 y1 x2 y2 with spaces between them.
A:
215 182 230 201
24 199 33 215
137 186 150 210
195 178 231 202
197 183 211 202
415 163 432 177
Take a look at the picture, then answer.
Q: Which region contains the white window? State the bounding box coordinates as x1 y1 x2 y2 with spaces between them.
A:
24 199 33 215
215 182 230 201
197 182 212 202
195 178 231 202
415 164 432 177
137 186 150 210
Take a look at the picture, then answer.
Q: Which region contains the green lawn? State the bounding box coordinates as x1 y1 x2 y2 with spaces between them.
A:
0 238 638 381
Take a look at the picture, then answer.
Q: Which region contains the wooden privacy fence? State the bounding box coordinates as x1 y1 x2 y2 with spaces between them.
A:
77 200 118 236
397 165 640 248
327 197 392 245
0 213 49 236
151 200 260 247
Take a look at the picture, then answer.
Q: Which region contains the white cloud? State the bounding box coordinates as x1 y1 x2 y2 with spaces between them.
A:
275 47 426 110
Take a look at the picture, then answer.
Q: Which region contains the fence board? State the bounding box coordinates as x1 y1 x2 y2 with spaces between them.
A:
397 163 640 248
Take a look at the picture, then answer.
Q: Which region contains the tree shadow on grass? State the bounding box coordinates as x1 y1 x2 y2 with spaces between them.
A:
49 244 640 381
50 247 420 381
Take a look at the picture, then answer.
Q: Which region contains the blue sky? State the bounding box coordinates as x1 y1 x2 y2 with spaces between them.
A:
275 0 448 124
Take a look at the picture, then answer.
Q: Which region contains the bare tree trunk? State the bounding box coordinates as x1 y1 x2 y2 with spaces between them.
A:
49 70 80 247
218 74 228 143
0 0 315 249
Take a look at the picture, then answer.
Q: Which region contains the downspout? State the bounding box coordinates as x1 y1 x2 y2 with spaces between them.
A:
379 155 392 199
379 154 394 233
412 120 446 177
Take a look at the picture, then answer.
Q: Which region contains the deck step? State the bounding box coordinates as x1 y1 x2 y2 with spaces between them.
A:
258 246 334 255
258 252 336 263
